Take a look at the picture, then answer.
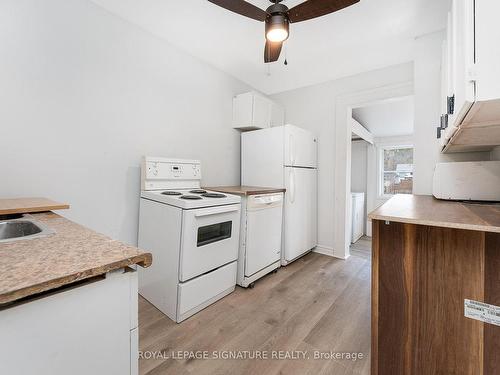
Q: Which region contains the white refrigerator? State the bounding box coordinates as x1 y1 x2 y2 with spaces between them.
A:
241 124 317 265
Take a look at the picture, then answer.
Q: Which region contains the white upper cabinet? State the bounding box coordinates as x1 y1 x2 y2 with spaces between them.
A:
232 92 285 130
440 0 500 153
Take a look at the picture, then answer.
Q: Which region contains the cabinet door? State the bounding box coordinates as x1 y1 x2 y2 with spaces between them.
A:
450 0 475 128
232 92 254 129
0 270 134 375
252 94 272 129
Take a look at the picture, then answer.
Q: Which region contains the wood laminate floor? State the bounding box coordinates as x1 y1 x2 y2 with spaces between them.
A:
138 252 371 375
350 236 372 260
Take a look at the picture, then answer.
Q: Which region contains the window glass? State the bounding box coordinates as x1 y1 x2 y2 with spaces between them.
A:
382 147 413 195
197 221 232 247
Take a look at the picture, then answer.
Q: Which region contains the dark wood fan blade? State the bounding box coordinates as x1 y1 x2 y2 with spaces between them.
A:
207 0 268 21
288 0 359 23
264 40 283 63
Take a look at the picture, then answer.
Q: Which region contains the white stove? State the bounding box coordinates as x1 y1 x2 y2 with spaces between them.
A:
138 157 241 323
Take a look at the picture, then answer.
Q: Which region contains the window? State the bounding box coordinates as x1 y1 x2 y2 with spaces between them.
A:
380 146 414 196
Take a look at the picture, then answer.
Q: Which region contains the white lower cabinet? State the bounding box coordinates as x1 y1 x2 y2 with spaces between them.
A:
0 268 139 375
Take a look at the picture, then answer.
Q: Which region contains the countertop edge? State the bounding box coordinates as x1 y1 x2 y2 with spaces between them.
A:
368 213 500 234
0 197 70 215
205 186 286 196
0 253 152 305
0 205 70 215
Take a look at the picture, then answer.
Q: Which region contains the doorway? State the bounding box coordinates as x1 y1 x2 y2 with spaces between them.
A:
334 82 414 259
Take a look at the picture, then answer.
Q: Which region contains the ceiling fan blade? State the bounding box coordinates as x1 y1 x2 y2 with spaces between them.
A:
207 0 268 21
288 0 359 23
264 40 283 63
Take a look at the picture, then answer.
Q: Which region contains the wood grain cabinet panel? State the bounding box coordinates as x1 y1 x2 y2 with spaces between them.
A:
372 220 500 375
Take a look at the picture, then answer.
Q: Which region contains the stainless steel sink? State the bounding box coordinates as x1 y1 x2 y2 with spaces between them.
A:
0 216 55 243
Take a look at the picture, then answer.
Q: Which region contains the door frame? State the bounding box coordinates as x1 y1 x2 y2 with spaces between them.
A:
333 81 414 259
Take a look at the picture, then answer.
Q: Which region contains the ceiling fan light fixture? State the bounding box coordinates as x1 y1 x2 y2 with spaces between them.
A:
265 14 289 42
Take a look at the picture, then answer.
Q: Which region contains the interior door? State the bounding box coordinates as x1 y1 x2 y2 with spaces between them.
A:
245 194 283 276
284 167 317 262
284 125 317 168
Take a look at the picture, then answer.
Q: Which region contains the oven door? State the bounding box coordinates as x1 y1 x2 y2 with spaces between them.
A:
179 204 240 282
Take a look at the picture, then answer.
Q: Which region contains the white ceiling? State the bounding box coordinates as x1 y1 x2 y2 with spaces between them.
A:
90 0 450 94
352 96 414 137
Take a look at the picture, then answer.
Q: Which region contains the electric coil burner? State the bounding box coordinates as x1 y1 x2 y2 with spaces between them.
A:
180 195 202 200
161 191 182 196
190 189 207 194
201 193 227 198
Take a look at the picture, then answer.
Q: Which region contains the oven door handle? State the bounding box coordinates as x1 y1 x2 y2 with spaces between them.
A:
194 206 239 218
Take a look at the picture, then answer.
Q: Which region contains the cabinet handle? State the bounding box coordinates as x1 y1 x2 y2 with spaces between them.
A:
437 127 442 139
440 114 449 129
447 95 455 115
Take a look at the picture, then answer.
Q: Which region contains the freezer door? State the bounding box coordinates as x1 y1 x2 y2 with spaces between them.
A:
283 167 317 262
241 127 285 188
284 125 317 168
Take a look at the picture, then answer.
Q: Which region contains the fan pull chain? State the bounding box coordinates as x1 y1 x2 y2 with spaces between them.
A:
284 44 288 66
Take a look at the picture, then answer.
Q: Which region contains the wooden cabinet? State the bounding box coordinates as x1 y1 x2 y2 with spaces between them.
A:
439 0 500 153
0 269 139 375
370 195 500 375
232 91 285 130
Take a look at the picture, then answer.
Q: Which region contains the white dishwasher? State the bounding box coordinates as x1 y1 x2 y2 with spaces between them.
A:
206 187 285 288
240 193 284 287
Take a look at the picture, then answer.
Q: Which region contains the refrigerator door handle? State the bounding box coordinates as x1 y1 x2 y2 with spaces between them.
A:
289 168 296 203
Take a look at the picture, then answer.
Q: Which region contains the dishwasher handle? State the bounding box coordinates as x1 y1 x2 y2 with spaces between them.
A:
247 193 283 210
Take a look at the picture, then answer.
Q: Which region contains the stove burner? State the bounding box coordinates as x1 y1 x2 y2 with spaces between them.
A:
161 191 182 196
190 189 207 194
201 193 227 198
180 195 203 200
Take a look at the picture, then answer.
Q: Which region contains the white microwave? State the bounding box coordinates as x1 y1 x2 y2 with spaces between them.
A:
432 161 500 201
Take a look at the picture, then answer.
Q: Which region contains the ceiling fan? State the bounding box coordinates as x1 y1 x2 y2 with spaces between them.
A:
207 0 360 63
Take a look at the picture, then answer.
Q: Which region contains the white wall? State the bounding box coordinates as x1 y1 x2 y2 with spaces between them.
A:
413 31 490 195
351 141 368 194
272 62 414 253
0 0 250 245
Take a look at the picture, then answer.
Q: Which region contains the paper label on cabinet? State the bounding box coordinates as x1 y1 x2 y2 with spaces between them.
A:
464 299 500 326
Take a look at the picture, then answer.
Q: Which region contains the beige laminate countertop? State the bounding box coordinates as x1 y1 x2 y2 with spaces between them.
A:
0 212 152 305
205 186 286 196
368 194 500 233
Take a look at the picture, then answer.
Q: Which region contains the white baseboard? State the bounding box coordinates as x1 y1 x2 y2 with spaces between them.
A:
313 245 334 257
314 245 351 260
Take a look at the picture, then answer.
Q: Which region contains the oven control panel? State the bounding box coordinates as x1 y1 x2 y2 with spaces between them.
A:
141 157 201 190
